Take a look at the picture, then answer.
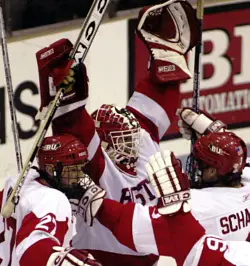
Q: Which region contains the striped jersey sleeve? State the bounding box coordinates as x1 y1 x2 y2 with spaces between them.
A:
127 76 181 142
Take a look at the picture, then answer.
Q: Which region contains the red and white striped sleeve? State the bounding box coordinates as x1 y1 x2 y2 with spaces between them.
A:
126 76 181 142
184 235 250 266
52 99 105 184
0 186 70 266
15 189 72 266
97 199 205 265
98 199 250 265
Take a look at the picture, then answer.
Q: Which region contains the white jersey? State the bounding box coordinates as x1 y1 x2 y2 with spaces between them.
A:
73 129 158 255
191 167 250 241
0 169 74 266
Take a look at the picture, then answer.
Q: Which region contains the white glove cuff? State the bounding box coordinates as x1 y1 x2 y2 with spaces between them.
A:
78 185 106 226
46 247 73 266
192 114 213 134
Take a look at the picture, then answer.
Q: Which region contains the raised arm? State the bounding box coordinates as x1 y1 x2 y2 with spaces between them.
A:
127 0 200 142
36 39 105 184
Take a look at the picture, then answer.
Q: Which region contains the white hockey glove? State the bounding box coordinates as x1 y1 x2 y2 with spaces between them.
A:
177 107 227 140
146 150 191 215
136 0 199 83
69 176 106 226
47 246 102 266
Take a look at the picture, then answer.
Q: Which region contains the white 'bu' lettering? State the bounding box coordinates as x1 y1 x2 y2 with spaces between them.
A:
41 142 61 151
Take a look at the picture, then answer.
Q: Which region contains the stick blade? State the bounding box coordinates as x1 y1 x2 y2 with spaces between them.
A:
1 201 15 218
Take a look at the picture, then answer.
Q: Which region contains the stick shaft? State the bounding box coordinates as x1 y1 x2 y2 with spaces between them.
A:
192 0 205 114
70 0 110 62
189 0 205 183
0 2 23 172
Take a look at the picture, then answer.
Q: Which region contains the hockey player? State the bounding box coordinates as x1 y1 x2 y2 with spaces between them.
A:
70 146 250 266
177 108 250 241
0 134 101 266
36 1 199 265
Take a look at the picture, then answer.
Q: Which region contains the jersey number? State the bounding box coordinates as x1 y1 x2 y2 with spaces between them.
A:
35 213 57 235
206 237 228 252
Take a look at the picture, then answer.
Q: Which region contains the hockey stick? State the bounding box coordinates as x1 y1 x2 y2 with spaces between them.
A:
192 0 204 113
1 0 110 218
0 0 23 172
188 0 205 184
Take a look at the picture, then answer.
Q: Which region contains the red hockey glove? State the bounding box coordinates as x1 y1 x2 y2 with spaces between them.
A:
47 246 102 266
36 38 89 112
177 107 227 140
136 0 199 83
146 150 191 215
69 176 106 226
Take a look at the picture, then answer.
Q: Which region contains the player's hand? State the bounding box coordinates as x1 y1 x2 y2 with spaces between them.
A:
36 38 89 113
146 150 191 215
69 176 106 226
177 107 227 140
136 0 199 83
47 246 102 266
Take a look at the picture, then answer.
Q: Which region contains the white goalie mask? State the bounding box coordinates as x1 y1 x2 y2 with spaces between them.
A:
91 104 141 162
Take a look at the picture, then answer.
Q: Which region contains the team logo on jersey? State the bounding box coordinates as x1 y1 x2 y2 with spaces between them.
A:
41 142 61 151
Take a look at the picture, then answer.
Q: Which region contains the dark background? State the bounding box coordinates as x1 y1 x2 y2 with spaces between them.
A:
3 0 225 32
3 0 161 31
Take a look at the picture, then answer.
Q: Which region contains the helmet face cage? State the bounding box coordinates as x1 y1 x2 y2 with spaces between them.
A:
93 104 141 161
37 134 89 197
45 163 86 185
44 162 90 198
186 154 218 188
186 154 203 188
110 128 141 158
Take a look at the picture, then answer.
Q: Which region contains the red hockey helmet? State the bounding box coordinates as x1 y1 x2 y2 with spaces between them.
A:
91 104 141 161
38 134 88 169
37 134 89 196
193 132 247 177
